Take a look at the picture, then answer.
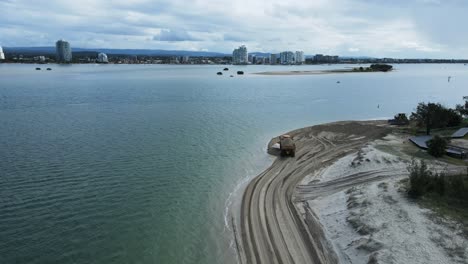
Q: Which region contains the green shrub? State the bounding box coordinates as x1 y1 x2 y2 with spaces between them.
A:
427 135 448 157
407 159 431 197
448 174 467 200
407 159 468 201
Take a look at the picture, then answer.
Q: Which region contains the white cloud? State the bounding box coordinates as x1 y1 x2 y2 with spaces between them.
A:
0 0 466 58
153 29 199 42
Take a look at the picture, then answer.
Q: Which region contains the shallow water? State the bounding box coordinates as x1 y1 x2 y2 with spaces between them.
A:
0 63 466 263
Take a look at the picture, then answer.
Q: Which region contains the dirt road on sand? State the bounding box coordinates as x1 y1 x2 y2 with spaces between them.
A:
236 121 391 264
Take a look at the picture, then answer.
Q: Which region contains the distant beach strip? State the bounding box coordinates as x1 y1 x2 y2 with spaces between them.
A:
253 64 394 75
252 69 384 75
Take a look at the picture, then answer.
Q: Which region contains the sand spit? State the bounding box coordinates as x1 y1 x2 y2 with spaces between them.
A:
235 121 391 264
252 69 376 76
235 121 467 264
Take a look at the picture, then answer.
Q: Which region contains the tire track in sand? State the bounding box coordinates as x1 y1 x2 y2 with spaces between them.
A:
237 121 390 264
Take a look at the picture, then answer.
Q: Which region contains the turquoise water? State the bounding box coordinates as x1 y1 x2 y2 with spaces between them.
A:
0 63 467 263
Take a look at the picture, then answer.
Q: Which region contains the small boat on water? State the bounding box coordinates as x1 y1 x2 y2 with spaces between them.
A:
46 68 52 71
230 75 234 77
217 72 223 75
337 81 340 84
35 67 41 70
223 68 229 71
237 71 244 75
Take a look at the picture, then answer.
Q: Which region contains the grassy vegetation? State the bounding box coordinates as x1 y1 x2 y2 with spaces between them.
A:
419 194 468 237
393 125 468 166
405 159 468 234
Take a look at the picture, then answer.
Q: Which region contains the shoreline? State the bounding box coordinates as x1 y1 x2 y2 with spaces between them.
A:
234 120 391 263
252 69 385 76
234 120 467 263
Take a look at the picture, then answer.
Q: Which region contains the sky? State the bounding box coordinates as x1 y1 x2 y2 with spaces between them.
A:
0 0 467 58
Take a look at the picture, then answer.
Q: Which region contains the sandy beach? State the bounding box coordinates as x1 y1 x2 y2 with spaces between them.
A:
234 121 467 264
252 69 365 76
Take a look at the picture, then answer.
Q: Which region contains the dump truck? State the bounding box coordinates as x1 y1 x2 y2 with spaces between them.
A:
279 135 295 157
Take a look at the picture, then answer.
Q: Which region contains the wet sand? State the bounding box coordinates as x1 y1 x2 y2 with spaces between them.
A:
235 121 391 264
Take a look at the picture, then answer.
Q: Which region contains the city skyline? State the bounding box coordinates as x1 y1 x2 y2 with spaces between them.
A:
0 1 467 59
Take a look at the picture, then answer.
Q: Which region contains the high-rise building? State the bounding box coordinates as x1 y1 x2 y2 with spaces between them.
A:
232 45 248 65
295 51 304 64
0 46 5 60
331 56 339 63
270 54 277 65
280 51 295 65
55 40 72 63
314 54 324 63
97 53 109 63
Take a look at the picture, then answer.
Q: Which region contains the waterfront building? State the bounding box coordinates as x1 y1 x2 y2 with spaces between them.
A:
331 56 339 63
295 51 305 64
280 51 295 65
314 54 324 63
181 56 190 63
56 40 72 63
270 54 277 65
97 53 109 63
312 54 339 63
232 45 248 65
33 56 46 63
0 46 5 60
257 57 265 64
248 54 254 64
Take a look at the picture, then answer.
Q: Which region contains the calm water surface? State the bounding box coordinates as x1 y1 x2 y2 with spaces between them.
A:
0 63 467 263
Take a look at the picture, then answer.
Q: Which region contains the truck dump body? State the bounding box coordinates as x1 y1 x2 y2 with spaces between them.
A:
280 135 296 157
280 138 295 149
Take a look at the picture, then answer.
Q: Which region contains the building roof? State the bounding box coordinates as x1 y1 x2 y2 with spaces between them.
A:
409 135 432 149
451 127 468 138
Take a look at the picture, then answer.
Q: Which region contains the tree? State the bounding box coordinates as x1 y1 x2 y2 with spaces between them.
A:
446 108 463 127
370 64 393 72
455 98 468 117
394 113 409 125
410 102 462 135
427 135 448 157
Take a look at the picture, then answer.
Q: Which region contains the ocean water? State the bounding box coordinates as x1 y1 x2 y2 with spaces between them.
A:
0 63 467 263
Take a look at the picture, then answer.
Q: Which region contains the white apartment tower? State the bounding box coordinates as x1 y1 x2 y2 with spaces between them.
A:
280 51 295 65
56 40 72 63
295 51 304 64
232 45 248 65
97 53 109 63
0 46 5 60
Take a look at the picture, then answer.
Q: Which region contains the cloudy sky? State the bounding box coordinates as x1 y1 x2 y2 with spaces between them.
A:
0 0 467 58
